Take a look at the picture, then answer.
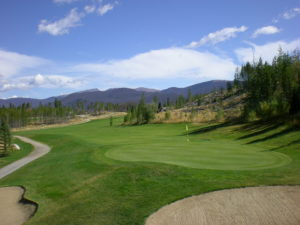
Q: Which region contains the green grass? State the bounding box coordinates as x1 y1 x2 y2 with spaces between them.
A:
106 137 290 170
0 138 33 168
0 118 299 225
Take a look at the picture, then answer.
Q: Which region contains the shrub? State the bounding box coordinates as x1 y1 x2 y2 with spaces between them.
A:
165 111 171 120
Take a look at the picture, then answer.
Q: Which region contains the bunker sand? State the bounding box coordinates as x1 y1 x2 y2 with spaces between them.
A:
146 186 300 225
0 186 37 225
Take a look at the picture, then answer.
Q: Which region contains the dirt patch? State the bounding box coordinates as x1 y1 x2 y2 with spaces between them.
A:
145 186 300 225
0 186 37 225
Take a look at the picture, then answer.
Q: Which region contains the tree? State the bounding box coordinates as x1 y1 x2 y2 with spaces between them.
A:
157 102 162 112
124 95 155 125
175 95 185 108
109 116 113 126
0 120 11 156
237 49 300 120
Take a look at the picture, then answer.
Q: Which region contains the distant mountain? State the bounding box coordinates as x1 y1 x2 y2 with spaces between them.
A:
135 87 160 93
0 80 229 107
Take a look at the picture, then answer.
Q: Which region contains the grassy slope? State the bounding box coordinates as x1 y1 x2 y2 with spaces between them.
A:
0 118 299 225
0 138 33 168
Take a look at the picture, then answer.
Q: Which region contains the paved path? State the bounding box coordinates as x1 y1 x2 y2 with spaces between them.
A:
0 136 50 179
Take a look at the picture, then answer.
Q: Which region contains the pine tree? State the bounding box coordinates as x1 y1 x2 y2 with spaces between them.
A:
109 116 113 126
0 120 11 156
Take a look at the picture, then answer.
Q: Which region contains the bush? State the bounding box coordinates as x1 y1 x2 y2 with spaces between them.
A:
215 109 224 122
165 111 171 120
257 98 289 119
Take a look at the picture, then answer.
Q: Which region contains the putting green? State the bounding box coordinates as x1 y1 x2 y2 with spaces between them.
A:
106 139 291 170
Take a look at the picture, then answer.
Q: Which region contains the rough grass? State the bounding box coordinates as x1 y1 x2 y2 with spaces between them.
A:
0 118 299 225
0 138 33 168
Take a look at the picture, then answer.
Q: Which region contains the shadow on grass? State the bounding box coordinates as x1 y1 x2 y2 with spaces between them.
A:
187 122 235 136
264 139 300 152
232 117 300 145
246 127 297 144
182 117 300 147
237 122 284 140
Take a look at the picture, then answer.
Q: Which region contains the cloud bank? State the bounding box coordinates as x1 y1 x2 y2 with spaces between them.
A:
74 47 237 80
0 49 48 78
235 38 300 63
0 74 83 91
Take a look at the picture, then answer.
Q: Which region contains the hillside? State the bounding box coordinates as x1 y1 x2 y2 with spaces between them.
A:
155 90 246 123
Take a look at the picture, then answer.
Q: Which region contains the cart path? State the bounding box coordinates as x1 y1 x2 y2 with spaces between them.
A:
0 136 50 179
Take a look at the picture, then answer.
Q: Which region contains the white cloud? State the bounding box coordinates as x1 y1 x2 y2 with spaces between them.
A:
74 48 237 80
0 74 83 91
0 49 48 78
273 7 300 23
252 26 281 38
187 26 248 48
282 7 300 19
38 8 84 36
53 0 79 4
84 5 96 14
235 38 300 63
98 3 114 16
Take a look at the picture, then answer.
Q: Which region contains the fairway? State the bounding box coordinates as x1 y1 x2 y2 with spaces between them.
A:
106 139 291 170
0 118 299 225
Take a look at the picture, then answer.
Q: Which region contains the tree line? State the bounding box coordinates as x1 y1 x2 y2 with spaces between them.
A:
123 91 207 124
0 99 126 128
233 49 300 120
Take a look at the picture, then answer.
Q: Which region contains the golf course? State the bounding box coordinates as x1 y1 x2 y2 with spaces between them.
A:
0 117 299 225
1 0 300 224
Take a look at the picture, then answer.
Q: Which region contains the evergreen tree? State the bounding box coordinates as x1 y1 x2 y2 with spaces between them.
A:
0 120 11 156
235 49 300 120
109 116 113 126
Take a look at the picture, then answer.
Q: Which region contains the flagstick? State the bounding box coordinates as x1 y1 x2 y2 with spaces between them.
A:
186 124 189 142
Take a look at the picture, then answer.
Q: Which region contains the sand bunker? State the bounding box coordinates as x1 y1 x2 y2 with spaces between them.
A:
145 186 300 225
0 186 37 225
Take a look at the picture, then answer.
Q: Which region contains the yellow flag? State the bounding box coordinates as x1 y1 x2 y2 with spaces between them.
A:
186 124 188 131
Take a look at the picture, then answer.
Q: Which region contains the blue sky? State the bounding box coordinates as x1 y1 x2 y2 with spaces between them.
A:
0 0 300 99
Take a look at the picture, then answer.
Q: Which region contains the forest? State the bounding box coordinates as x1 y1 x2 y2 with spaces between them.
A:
234 49 300 121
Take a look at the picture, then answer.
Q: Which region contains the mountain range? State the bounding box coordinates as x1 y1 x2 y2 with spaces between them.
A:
0 80 229 107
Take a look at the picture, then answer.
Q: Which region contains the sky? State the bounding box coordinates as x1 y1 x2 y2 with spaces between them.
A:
0 0 300 99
